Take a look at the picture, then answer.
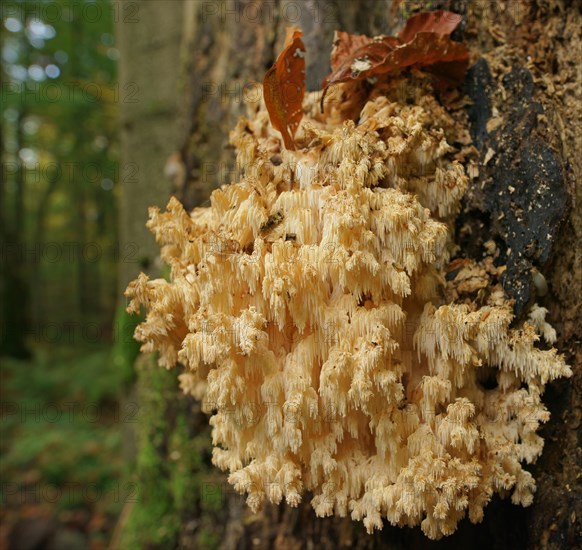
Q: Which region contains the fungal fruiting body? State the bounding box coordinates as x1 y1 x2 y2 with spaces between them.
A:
126 79 571 539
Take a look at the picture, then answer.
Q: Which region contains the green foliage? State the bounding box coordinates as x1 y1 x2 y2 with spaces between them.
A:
4 346 126 405
197 529 221 550
0 347 124 516
1 0 121 348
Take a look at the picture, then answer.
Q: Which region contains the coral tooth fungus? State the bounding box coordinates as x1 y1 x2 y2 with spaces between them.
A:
126 20 570 539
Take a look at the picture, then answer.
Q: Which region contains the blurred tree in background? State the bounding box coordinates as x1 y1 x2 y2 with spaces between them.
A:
1 0 119 357
1 2 128 548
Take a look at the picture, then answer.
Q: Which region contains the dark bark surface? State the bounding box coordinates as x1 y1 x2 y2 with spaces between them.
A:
463 62 569 318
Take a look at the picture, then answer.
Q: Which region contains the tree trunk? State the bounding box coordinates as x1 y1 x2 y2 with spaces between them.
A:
116 1 581 548
114 2 186 543
0 102 31 358
116 0 184 292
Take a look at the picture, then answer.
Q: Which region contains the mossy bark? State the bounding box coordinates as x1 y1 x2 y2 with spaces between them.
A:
117 355 222 549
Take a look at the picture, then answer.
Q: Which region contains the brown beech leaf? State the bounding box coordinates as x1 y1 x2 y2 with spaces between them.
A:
263 27 306 150
397 10 463 43
329 32 400 72
322 10 468 104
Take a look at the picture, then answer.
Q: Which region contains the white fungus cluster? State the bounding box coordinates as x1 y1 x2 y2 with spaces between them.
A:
126 80 571 539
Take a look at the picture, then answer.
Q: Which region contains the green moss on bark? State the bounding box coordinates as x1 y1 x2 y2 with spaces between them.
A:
120 355 225 549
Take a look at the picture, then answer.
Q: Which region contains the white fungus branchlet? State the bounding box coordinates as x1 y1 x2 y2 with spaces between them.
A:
126 78 571 539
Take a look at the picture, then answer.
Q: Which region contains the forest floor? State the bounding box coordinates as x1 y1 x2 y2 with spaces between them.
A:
0 346 126 550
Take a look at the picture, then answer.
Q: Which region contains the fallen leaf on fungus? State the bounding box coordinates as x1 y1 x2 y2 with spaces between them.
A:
397 9 463 43
322 10 468 106
263 27 306 150
328 33 400 73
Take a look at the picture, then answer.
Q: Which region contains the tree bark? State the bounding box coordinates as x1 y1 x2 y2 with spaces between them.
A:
117 1 581 548
116 0 183 293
